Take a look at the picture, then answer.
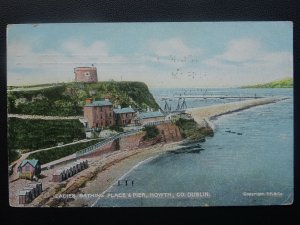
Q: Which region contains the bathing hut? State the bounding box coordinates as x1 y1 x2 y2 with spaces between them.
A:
23 186 37 199
64 167 73 178
83 160 88 169
17 159 41 180
28 182 42 195
19 190 32 204
52 170 65 182
75 162 81 172
70 164 78 174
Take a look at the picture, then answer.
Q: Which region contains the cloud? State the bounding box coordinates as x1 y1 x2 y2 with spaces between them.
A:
62 40 109 56
216 38 263 62
7 39 151 85
150 38 199 57
202 38 293 86
7 36 293 87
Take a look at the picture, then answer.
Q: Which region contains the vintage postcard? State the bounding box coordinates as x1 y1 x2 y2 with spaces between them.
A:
7 22 293 207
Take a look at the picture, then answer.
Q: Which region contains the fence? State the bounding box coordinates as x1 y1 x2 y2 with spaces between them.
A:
75 128 143 158
143 120 171 127
76 120 172 158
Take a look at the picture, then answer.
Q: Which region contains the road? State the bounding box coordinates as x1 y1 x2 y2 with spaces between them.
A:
8 114 81 120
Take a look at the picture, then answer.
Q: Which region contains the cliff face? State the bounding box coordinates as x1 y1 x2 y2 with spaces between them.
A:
7 81 160 116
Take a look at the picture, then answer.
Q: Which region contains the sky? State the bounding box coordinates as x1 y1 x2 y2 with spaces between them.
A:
7 22 293 87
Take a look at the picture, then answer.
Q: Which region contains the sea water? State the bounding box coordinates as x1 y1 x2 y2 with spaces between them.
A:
93 88 293 207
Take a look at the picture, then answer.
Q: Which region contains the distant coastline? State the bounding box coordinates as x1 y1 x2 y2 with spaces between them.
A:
241 77 293 88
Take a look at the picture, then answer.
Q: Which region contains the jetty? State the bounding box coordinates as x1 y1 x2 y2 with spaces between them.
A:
186 97 288 127
173 95 263 99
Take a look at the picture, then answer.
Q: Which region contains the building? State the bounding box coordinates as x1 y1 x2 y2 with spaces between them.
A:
18 182 42 204
52 160 88 182
113 106 137 126
84 98 114 128
74 66 98 83
18 190 32 204
17 159 41 180
138 111 165 126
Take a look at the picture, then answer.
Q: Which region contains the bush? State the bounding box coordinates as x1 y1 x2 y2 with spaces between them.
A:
175 118 214 140
142 126 159 140
8 149 21 164
7 81 160 116
109 125 124 132
8 118 86 152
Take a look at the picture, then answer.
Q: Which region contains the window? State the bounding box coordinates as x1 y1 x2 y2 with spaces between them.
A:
25 165 30 172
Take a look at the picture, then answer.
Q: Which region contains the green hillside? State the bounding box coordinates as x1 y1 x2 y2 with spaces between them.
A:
7 81 160 116
242 77 293 88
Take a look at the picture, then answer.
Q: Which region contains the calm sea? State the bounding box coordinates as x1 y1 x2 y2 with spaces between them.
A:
93 88 293 207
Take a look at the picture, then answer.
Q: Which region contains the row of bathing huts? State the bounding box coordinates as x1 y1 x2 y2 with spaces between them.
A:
18 159 88 205
52 159 88 182
19 182 42 205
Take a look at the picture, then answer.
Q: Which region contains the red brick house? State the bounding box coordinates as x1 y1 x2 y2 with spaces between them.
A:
17 159 41 180
113 107 137 126
84 99 114 128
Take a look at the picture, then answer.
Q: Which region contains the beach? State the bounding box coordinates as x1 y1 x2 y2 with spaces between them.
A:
186 97 286 127
24 97 286 207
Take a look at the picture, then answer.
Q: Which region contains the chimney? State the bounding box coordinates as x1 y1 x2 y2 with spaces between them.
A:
147 107 150 112
85 98 93 104
129 105 132 108
118 105 121 109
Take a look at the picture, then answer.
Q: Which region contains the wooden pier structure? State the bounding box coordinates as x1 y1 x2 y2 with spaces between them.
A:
173 95 263 99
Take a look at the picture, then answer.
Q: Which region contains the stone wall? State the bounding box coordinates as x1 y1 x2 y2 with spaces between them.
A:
82 123 182 158
119 132 145 150
82 139 119 158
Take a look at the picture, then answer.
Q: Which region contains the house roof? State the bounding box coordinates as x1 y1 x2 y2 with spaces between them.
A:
139 111 165 119
113 107 135 114
20 159 39 168
85 100 112 107
19 190 31 195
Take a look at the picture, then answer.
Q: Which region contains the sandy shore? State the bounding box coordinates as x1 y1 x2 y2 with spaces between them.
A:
25 97 286 207
186 97 287 127
34 141 183 207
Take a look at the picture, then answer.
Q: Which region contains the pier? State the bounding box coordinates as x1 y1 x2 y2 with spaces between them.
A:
173 95 263 99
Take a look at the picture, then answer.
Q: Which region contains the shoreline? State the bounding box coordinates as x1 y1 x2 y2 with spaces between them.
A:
186 97 288 127
29 97 287 207
66 141 184 207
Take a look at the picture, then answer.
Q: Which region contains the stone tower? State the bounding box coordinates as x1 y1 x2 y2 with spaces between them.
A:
74 66 98 83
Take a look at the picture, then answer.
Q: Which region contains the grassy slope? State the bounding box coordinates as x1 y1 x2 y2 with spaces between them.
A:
7 81 160 116
7 81 159 162
242 77 293 88
8 118 86 153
